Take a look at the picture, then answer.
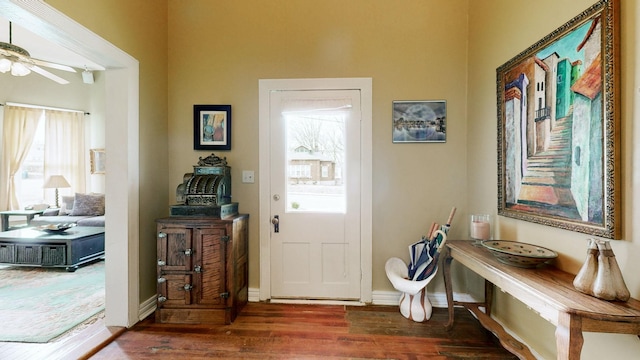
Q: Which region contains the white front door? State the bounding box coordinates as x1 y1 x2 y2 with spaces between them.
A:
268 89 361 300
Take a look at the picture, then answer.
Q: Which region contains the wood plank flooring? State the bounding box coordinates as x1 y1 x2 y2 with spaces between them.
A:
89 303 517 359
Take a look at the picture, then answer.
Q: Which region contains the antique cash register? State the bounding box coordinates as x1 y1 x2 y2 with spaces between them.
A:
170 153 238 218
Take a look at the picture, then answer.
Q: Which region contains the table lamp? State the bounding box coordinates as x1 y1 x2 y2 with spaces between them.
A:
43 175 71 208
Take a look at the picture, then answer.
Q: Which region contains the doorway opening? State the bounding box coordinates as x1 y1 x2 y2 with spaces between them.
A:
0 0 140 331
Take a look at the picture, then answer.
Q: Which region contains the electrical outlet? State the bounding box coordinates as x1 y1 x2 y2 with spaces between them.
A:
242 170 255 183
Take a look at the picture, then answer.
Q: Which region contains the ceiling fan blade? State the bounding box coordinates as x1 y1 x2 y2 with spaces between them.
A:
29 65 70 84
31 58 76 73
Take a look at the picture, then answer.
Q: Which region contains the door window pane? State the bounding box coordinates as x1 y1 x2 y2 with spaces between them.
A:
285 113 346 213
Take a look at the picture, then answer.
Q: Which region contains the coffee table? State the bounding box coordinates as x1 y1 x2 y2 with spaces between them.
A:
0 209 46 231
0 226 105 272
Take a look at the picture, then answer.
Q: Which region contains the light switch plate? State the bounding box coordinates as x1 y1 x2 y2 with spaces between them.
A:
242 170 255 183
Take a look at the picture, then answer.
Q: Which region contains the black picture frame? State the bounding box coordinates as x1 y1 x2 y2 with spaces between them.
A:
496 0 620 239
193 104 231 150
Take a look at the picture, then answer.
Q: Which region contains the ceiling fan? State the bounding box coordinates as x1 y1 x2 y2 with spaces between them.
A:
0 22 76 84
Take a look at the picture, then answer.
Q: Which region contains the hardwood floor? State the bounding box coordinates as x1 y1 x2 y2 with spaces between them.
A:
89 303 517 359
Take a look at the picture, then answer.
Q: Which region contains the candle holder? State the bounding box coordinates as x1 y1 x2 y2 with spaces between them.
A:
470 214 491 246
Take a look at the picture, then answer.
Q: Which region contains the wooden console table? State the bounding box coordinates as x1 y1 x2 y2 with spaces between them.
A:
443 240 640 360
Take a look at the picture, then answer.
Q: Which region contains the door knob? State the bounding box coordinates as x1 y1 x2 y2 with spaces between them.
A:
272 215 279 233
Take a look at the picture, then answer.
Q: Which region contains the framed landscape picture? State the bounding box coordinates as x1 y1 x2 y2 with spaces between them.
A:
496 0 620 239
392 100 446 143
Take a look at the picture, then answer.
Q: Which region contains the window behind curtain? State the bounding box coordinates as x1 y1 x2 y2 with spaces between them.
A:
15 113 46 206
9 107 86 208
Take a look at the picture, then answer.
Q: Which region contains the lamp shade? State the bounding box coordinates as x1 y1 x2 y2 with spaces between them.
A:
43 175 71 189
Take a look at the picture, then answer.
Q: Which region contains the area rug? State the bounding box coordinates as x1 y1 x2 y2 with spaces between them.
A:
0 260 105 343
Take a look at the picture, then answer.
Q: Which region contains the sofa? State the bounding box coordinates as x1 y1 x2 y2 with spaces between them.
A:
30 193 105 228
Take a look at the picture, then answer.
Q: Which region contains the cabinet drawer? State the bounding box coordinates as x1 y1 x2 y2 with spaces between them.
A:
0 244 16 263
157 228 194 271
16 245 41 264
157 273 193 307
42 245 66 265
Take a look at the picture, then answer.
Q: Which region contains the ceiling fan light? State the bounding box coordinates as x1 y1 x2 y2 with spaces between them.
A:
0 58 11 73
11 62 30 76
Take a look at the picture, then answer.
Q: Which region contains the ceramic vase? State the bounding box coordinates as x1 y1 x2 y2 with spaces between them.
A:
573 238 598 296
592 240 617 300
591 239 630 301
600 240 630 301
398 287 432 322
385 257 438 322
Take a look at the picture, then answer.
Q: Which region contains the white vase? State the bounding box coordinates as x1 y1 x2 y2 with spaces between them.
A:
385 257 438 322
399 287 432 322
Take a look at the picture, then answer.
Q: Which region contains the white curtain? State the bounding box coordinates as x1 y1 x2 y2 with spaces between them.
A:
44 110 86 201
0 106 43 210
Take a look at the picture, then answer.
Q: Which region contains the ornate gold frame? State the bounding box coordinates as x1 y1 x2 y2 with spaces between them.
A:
496 0 620 239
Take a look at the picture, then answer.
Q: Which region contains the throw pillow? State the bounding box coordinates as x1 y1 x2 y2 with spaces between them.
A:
70 193 105 216
59 195 76 215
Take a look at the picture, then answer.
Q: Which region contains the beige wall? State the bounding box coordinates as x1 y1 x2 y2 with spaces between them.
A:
468 0 640 358
167 0 470 294
46 0 169 303
40 0 640 358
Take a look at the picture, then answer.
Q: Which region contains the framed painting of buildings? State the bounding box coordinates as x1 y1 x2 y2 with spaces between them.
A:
194 104 232 150
496 0 620 239
392 100 446 143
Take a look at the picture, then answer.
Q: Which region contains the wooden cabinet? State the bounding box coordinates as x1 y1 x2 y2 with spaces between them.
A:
155 214 248 324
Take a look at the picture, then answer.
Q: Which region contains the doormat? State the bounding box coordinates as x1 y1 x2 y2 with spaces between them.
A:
0 260 105 343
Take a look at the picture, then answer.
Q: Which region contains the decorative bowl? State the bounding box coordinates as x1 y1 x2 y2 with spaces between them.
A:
481 240 558 268
37 223 76 234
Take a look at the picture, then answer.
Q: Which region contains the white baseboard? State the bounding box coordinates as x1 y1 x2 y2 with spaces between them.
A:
248 288 480 308
138 295 157 321
371 290 479 307
249 287 260 302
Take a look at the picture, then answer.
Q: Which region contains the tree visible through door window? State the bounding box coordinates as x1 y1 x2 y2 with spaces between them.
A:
285 113 345 213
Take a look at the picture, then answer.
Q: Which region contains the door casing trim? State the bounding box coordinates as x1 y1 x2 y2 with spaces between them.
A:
258 78 372 303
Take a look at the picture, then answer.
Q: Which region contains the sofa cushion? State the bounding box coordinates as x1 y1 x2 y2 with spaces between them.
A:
42 208 60 216
59 195 75 215
76 216 105 227
70 193 105 216
30 215 94 227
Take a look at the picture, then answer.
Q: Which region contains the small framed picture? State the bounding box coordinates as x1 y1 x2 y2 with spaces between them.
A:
90 148 106 174
194 104 231 150
392 100 446 143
